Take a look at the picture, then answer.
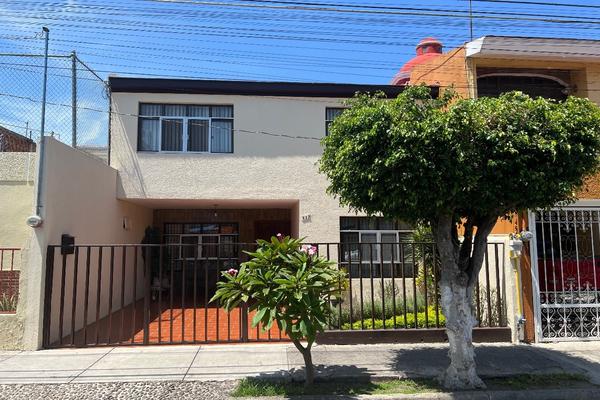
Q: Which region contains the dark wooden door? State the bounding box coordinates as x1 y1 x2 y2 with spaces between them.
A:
254 220 291 241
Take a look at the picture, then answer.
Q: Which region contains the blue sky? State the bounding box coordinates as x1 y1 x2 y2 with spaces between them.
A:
1 0 600 145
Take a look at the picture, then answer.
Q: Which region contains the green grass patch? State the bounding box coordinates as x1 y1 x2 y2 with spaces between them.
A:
231 378 440 397
231 374 592 397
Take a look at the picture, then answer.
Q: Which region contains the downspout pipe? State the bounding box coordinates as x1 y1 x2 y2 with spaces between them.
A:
34 27 50 219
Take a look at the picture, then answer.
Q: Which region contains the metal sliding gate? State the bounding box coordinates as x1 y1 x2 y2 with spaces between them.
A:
533 208 600 341
43 242 508 348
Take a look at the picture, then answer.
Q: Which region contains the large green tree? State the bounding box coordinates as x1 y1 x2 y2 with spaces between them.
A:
319 86 600 389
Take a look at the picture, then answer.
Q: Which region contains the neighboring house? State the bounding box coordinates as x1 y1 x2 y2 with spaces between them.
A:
407 36 600 343
0 126 36 152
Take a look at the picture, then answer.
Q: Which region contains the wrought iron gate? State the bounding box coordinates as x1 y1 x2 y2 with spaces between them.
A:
533 208 600 341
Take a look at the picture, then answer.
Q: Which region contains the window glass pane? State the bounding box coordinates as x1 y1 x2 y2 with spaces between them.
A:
164 104 187 116
211 106 233 118
139 118 159 151
181 236 198 259
140 104 161 116
211 119 233 153
188 106 209 117
378 218 396 230
164 235 180 260
397 220 413 230
361 233 378 261
201 235 219 258
398 232 413 242
202 224 219 234
164 224 182 234
341 232 359 262
359 218 377 230
381 233 397 262
340 217 359 231
326 107 344 121
184 224 203 234
161 119 183 151
220 224 238 234
188 119 209 152
220 235 237 258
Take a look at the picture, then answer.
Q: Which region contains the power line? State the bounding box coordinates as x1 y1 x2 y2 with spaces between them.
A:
472 0 600 9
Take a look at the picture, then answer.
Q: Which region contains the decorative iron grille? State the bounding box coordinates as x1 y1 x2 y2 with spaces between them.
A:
535 208 600 341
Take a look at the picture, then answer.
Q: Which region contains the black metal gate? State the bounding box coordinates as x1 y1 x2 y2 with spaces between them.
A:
42 242 508 348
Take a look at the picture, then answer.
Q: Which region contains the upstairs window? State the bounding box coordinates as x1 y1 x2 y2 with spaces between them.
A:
138 104 233 153
325 107 345 136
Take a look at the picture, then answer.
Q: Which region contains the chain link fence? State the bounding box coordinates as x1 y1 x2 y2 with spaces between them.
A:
0 53 109 162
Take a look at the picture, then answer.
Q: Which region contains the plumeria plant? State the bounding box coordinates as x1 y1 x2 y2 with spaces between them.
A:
211 234 347 386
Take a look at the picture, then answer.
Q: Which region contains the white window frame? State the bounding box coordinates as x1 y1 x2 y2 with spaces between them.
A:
160 117 209 154
340 229 414 263
138 105 233 154
179 234 236 260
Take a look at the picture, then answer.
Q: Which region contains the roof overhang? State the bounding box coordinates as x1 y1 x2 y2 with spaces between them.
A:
109 77 439 99
465 36 600 63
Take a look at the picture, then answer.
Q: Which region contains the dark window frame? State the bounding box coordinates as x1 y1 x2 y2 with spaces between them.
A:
137 103 234 154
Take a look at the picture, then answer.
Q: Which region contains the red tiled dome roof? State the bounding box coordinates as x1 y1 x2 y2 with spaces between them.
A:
391 38 443 85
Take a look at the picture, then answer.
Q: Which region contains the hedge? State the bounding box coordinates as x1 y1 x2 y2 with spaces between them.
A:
341 307 445 330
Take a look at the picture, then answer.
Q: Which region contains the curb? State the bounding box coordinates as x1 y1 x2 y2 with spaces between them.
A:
246 387 600 400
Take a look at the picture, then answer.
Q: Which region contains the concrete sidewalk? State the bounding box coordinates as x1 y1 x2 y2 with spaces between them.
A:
0 342 598 385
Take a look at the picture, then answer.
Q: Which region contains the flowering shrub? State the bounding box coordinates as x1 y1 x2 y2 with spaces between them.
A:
211 235 347 385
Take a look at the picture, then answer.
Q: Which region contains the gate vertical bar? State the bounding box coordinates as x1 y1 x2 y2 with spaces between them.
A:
95 247 103 345
119 246 126 344
70 247 79 346
58 252 67 346
130 246 138 344
82 247 91 346
143 246 151 345
107 247 115 344
42 246 56 348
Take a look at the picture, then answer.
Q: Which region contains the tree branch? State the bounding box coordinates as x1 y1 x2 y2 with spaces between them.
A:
458 218 474 272
466 215 497 288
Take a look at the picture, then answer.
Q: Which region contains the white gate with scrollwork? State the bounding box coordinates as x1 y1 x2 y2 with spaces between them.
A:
531 208 600 341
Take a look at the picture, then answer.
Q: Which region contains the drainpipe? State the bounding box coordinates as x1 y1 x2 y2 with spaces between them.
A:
28 27 49 228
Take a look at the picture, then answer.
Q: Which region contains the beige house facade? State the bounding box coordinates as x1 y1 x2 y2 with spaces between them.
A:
4 35 600 349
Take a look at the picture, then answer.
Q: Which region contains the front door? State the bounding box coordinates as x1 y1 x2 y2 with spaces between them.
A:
254 220 291 242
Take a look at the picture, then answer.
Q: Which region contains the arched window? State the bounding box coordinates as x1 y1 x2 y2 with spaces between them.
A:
477 74 569 101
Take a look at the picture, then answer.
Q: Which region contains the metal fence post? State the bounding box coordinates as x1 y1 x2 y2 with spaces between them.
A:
71 51 77 148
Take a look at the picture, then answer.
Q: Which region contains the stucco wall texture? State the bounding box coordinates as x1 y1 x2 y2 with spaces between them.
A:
111 92 361 243
15 139 153 349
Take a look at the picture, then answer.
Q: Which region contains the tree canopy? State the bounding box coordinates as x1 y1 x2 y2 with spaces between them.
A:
320 85 600 224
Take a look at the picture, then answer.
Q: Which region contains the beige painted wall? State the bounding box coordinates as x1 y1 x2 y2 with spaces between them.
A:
111 92 361 243
18 138 153 349
0 153 35 253
0 153 35 349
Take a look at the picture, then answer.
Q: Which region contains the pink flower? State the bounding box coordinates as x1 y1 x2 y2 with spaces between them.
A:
227 268 238 276
300 244 318 256
276 233 283 240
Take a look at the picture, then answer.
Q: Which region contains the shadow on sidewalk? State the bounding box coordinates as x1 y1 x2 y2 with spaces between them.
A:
388 344 599 380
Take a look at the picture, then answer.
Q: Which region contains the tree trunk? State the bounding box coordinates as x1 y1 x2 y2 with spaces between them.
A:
438 277 484 389
433 214 489 390
293 340 314 386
